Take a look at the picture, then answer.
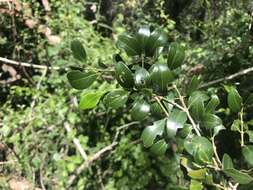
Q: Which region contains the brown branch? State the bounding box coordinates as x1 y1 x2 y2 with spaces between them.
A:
200 66 253 88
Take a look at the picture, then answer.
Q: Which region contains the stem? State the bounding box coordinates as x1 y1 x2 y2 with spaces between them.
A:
240 108 245 147
154 96 170 117
173 85 201 136
212 137 222 168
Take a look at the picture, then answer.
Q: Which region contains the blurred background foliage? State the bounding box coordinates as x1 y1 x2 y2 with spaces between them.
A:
0 0 253 189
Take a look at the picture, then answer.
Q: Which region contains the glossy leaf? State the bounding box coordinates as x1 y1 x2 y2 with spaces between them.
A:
117 34 140 56
167 42 185 69
150 139 168 155
136 26 151 52
134 68 151 89
227 87 242 113
79 90 106 110
188 169 207 180
213 125 225 136
71 40 87 62
224 168 253 184
190 180 203 190
222 153 234 169
67 70 97 90
242 145 253 167
149 63 174 93
166 109 187 138
202 114 222 129
206 95 220 113
131 100 150 121
141 119 166 147
103 89 129 109
115 61 134 89
187 76 201 95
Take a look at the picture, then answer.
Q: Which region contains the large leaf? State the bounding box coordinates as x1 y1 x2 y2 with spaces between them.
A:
141 119 166 147
222 153 234 169
131 100 150 121
166 109 187 138
115 61 134 89
134 68 151 89
227 87 242 113
103 89 129 109
71 40 87 62
242 145 253 167
167 42 185 69
67 70 97 90
223 168 253 184
117 34 140 56
202 114 222 129
150 139 168 155
205 95 220 113
79 90 106 110
149 63 174 93
184 136 213 164
136 26 151 52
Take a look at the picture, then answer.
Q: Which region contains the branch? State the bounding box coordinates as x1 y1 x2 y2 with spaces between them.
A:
200 66 253 88
0 57 63 70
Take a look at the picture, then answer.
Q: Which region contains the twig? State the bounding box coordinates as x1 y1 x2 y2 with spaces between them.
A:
0 160 17 165
240 108 245 147
154 96 169 117
200 66 253 88
212 137 222 168
63 122 88 161
173 85 201 136
0 57 63 70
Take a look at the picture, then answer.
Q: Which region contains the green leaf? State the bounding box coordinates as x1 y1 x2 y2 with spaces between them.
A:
141 119 166 147
224 168 253 184
166 109 187 138
131 100 150 121
134 68 151 89
242 145 253 167
227 87 242 113
117 34 140 56
190 98 205 121
150 139 168 155
202 114 222 129
184 136 213 164
136 26 151 52
79 90 106 110
246 131 253 142
231 120 241 132
187 76 201 95
149 63 174 93
245 93 253 105
222 154 234 169
188 169 207 180
206 95 220 113
115 61 134 89
190 180 203 190
167 42 185 69
213 125 225 136
103 89 129 109
71 40 87 62
67 71 97 90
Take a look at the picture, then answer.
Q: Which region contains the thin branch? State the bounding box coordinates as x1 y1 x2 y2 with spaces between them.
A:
212 137 222 168
200 66 253 88
63 122 88 161
173 85 201 136
154 96 169 117
0 57 63 70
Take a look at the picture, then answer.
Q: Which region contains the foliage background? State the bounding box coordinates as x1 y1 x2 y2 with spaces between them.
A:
0 0 253 189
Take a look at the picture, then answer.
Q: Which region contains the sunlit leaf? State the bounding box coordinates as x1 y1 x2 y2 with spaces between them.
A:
79 90 106 110
115 61 134 89
227 87 242 113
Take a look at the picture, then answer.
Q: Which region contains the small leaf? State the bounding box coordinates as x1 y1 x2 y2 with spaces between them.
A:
224 168 253 184
141 119 166 147
213 125 225 136
166 109 187 138
115 61 134 89
222 154 234 169
188 169 207 180
227 87 242 113
247 131 253 142
103 89 129 109
131 100 150 121
149 63 174 93
242 145 253 167
187 76 201 95
190 180 203 190
167 42 185 69
150 139 168 155
202 114 222 129
231 120 241 132
206 95 220 113
79 90 106 110
71 40 87 62
67 71 97 90
134 68 151 89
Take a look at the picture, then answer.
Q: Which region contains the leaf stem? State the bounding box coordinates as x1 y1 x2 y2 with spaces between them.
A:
154 96 170 117
173 85 201 136
240 108 245 147
212 137 222 168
